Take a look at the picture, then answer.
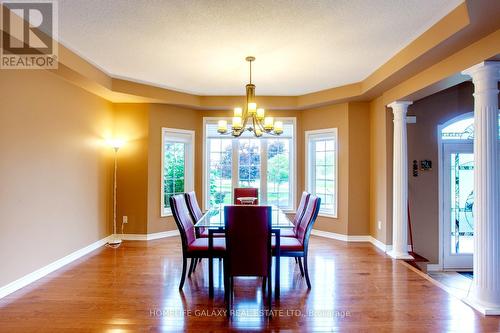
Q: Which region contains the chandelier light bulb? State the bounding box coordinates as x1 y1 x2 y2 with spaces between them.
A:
256 108 265 120
248 102 257 115
232 116 243 130
217 120 228 133
274 121 283 134
233 107 243 117
264 117 274 130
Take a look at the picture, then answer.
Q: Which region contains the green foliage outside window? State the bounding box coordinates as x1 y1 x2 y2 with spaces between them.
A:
164 142 185 208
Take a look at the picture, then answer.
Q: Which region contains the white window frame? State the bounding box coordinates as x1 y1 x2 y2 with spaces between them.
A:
202 117 296 213
305 128 338 218
161 128 195 217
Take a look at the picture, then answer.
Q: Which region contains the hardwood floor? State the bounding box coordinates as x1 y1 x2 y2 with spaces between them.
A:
0 235 499 332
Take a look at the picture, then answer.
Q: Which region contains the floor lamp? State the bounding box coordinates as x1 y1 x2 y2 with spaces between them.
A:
108 139 124 246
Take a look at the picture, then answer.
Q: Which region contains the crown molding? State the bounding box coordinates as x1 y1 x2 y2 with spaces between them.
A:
3 1 500 109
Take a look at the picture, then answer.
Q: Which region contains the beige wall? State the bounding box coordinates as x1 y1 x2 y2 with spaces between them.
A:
114 104 149 234
0 70 113 287
147 104 201 233
369 97 395 245
347 102 371 236
300 103 350 234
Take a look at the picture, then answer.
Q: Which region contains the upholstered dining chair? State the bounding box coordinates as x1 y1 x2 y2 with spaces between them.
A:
223 205 273 315
184 191 224 275
233 187 259 205
185 191 224 239
170 194 226 290
272 195 321 289
280 191 310 238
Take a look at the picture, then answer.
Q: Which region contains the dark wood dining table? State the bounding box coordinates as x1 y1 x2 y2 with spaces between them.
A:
194 205 294 299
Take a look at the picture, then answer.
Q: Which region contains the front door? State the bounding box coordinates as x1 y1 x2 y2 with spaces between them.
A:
442 143 474 270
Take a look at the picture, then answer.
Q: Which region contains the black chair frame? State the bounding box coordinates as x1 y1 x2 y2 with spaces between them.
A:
272 198 321 289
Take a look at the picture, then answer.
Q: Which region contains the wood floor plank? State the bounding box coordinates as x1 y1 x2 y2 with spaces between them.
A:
0 236 499 332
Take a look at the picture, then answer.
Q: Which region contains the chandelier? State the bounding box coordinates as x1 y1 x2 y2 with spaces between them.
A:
217 56 283 137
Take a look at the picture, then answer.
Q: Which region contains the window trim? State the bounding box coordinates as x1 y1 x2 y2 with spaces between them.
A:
305 128 338 218
161 127 195 217
202 117 296 213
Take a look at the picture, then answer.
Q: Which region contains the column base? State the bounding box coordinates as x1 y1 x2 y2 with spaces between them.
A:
463 297 500 315
387 250 413 260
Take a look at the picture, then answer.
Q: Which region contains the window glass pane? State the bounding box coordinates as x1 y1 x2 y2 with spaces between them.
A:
267 138 291 208
325 140 335 151
315 165 326 180
163 141 186 208
325 166 335 180
315 140 325 152
207 139 232 208
325 150 335 166
309 131 337 216
238 139 261 192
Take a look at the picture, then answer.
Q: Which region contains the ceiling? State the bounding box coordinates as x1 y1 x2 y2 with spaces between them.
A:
58 0 463 96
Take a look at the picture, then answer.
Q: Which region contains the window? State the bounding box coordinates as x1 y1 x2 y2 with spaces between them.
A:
267 138 291 207
207 138 233 207
306 129 338 217
204 118 295 211
161 128 194 216
238 138 261 190
441 114 500 140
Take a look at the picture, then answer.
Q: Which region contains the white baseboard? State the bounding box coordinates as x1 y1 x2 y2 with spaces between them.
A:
311 229 348 241
118 230 179 241
369 236 390 252
146 230 179 240
463 296 500 316
0 235 112 300
312 229 404 255
347 235 372 242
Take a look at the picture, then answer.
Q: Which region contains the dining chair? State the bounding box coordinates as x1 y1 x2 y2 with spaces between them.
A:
223 205 273 315
170 194 226 290
233 187 259 205
185 191 224 274
280 191 310 238
185 191 224 239
272 195 321 289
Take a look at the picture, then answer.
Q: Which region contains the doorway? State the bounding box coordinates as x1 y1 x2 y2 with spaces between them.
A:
439 114 474 270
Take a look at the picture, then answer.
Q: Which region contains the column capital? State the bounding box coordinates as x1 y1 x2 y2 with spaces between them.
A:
462 61 500 79
387 101 413 111
388 101 412 120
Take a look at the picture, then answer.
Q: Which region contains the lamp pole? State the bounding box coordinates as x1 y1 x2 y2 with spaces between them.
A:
108 146 122 246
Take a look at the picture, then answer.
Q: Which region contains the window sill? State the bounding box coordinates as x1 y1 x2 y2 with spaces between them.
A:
161 212 173 218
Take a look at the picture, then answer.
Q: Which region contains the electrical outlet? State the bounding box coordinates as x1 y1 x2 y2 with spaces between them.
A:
123 216 128 224
378 221 382 230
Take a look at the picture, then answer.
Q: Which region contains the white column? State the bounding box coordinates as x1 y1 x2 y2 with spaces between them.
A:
388 101 413 260
462 61 500 315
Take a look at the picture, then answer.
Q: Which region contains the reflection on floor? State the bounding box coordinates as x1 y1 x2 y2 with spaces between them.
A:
428 271 474 299
0 236 499 331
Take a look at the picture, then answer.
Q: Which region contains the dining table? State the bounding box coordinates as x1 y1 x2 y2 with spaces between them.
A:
194 205 294 299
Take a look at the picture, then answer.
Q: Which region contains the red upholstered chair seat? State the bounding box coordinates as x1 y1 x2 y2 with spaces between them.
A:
187 238 226 252
279 228 297 237
271 237 303 251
